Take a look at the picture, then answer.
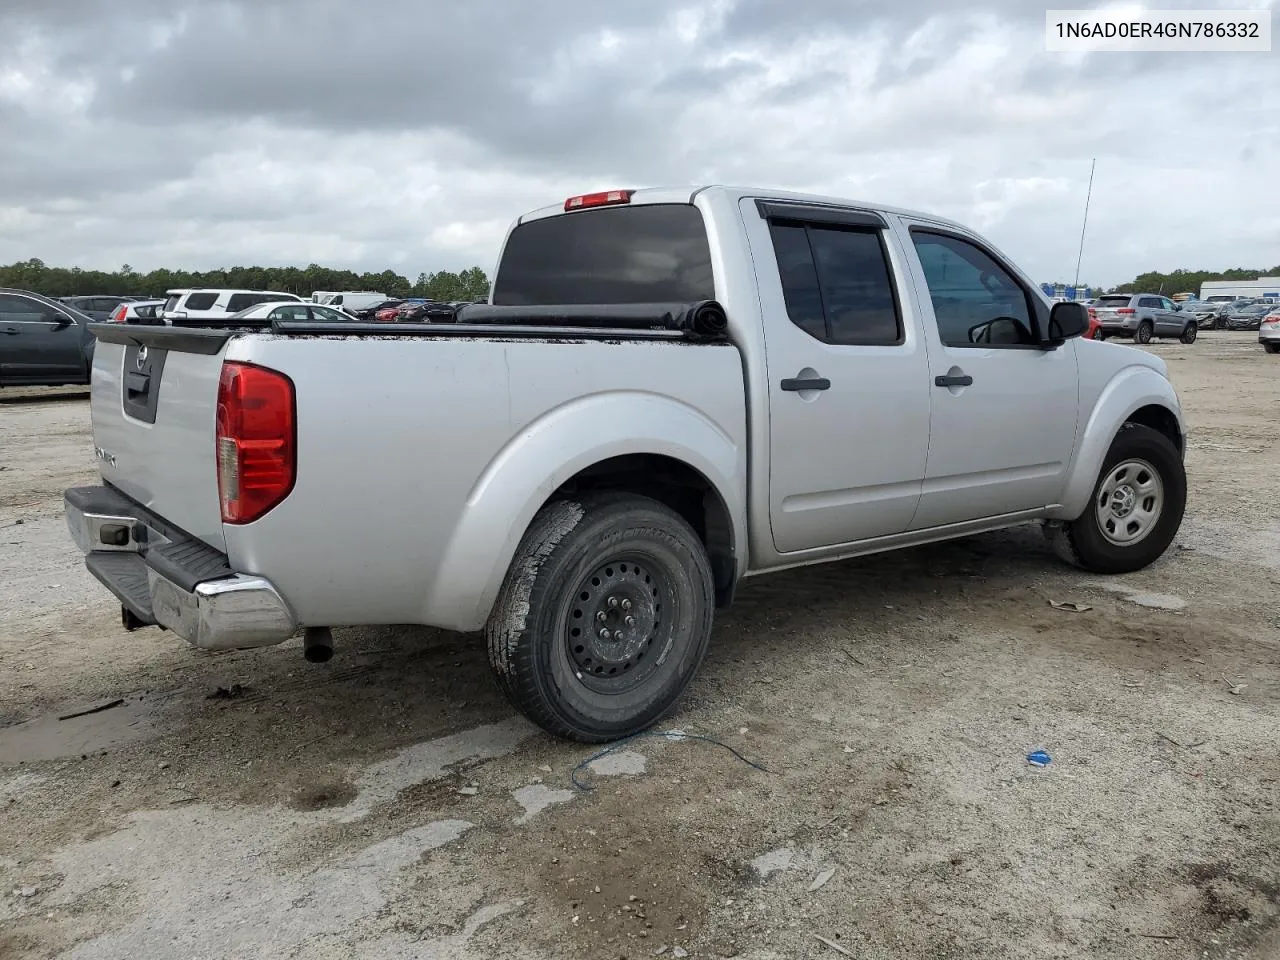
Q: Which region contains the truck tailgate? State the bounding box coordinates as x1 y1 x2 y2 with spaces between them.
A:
88 325 232 551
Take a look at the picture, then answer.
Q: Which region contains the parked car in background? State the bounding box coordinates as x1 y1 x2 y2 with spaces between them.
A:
1184 300 1226 329
162 289 303 323
1225 303 1272 331
1259 309 1280 353
108 300 167 324
373 301 408 322
350 299 400 321
1092 294 1198 344
398 300 458 322
226 301 357 324
1085 307 1103 340
315 292 386 313
59 295 140 322
0 288 96 386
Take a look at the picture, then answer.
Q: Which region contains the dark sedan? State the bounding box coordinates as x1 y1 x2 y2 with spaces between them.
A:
1226 303 1275 330
0 289 97 387
58 295 140 322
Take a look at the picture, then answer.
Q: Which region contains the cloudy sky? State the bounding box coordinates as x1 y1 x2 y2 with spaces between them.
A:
1 0 1277 287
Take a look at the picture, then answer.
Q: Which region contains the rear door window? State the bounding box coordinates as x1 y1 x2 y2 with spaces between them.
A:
183 292 218 311
492 204 714 305
769 222 902 345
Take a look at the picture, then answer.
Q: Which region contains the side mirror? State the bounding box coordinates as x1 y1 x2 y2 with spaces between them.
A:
1046 301 1088 345
49 313 73 329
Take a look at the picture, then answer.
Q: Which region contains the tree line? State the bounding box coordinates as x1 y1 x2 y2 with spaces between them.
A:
0 259 491 303
5 255 1278 303
1109 265 1280 296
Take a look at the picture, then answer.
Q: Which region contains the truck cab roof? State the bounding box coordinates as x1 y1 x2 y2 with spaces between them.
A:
516 185 968 233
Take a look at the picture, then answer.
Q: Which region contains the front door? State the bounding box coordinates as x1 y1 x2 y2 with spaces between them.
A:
899 225 1080 530
0 294 84 383
742 198 932 554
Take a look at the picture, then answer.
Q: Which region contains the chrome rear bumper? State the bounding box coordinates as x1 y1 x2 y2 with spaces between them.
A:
64 485 298 652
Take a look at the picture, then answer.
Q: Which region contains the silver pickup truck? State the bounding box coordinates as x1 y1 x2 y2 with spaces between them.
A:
65 186 1187 742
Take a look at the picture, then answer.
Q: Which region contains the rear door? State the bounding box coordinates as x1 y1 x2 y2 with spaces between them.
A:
899 223 1080 529
1158 297 1185 335
741 199 932 552
0 293 86 383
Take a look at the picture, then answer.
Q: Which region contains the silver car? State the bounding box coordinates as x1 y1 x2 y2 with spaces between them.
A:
1259 309 1280 353
1093 294 1198 344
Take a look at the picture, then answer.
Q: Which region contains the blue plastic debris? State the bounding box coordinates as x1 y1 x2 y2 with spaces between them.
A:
1027 750 1052 767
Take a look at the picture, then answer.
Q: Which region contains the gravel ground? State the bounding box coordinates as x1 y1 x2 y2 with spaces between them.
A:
1 335 1277 960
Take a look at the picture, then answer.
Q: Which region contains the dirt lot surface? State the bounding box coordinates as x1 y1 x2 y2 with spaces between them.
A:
1 335 1278 960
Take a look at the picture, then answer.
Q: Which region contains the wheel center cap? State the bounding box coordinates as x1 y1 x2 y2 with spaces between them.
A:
1110 485 1137 518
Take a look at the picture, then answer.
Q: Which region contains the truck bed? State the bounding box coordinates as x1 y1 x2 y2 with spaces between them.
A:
85 318 747 632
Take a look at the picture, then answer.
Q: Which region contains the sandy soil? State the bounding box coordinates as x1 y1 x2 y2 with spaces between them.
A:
1 335 1277 960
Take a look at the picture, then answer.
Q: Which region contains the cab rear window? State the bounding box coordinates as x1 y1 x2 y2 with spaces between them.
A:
492 204 714 305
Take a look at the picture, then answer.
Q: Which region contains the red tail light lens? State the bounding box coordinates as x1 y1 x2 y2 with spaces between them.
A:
110 304 128 323
564 189 634 211
1116 308 1135 315
1088 307 1097 319
216 362 296 524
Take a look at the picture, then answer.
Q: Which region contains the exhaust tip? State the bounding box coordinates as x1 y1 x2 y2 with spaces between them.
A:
303 627 334 664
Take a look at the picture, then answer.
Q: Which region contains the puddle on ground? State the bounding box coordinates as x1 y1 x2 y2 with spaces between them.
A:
0 696 162 765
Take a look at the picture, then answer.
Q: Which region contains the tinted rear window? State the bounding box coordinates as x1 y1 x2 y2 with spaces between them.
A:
492 204 714 305
184 293 218 310
1097 296 1131 307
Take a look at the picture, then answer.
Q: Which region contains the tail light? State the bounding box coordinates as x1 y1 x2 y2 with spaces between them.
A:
1116 308 1135 315
1088 307 1097 319
564 189 634 211
216 362 296 524
109 304 128 323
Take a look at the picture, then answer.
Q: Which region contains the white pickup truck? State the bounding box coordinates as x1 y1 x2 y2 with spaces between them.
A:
65 186 1187 742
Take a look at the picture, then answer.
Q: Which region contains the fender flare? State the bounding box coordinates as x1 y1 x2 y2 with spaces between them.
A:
1049 365 1185 521
420 391 746 632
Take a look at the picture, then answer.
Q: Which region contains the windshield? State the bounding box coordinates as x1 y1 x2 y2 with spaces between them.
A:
493 203 715 306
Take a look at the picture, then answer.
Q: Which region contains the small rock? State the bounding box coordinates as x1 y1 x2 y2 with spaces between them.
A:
17 886 38 898
629 895 638 901
457 786 478 796
594 885 601 893
538 765 553 773
654 948 669 957
158 762 170 770
673 949 689 958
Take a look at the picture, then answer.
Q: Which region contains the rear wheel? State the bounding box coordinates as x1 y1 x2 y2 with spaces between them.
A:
1264 343 1280 354
1180 323 1197 344
486 492 715 742
1052 424 1185 575
1135 320 1154 344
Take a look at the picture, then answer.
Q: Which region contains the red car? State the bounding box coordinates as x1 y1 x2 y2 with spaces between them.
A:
1086 307 1103 340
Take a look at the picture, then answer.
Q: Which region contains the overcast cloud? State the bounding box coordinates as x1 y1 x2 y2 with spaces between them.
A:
1 0 1277 286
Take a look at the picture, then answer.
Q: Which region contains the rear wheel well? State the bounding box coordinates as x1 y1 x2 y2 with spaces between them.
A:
553 455 737 607
1125 404 1183 456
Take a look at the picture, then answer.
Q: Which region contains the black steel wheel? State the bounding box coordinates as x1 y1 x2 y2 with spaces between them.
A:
486 492 715 742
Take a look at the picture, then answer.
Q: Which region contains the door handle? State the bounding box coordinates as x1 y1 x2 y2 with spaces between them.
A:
780 377 831 392
934 374 973 388
2 329 18 336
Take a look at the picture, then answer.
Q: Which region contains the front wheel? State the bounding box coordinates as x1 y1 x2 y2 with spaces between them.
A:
1264 343 1280 354
1092 327 1105 341
1052 424 1186 575
486 492 715 742
1180 323 1197 344
1135 320 1154 344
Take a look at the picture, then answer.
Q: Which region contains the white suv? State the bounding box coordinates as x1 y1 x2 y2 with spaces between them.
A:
162 289 302 322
